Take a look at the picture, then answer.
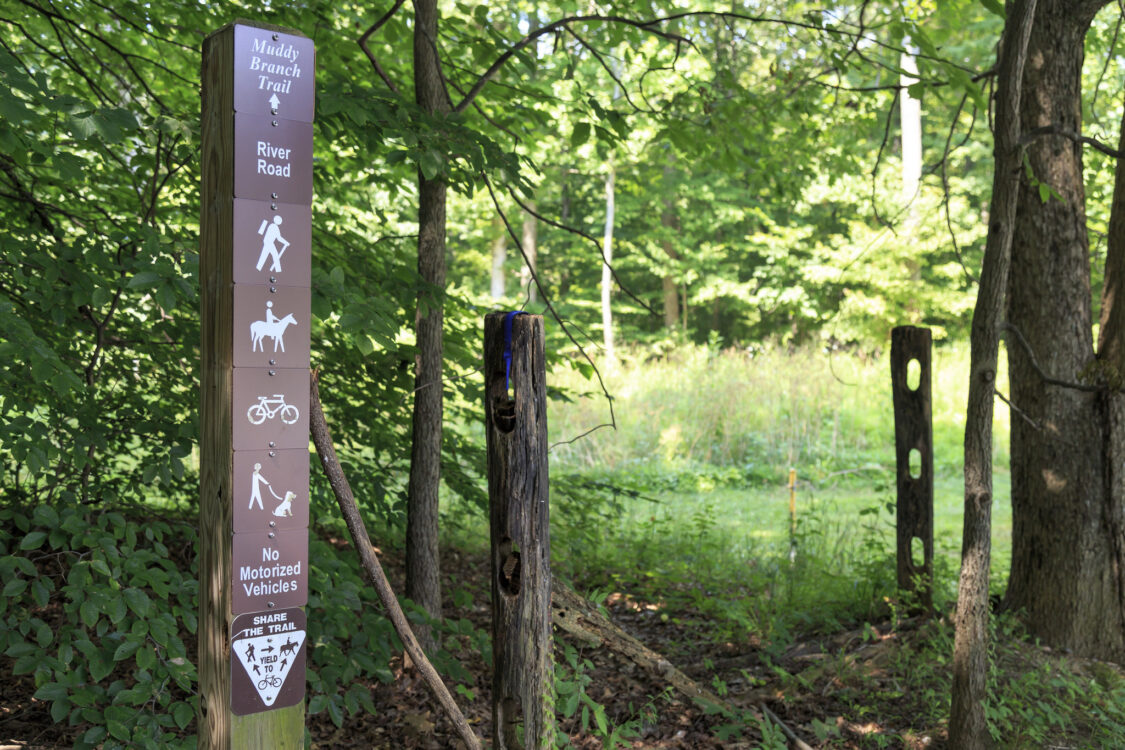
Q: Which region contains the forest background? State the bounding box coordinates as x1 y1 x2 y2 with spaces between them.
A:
3 0 1125 747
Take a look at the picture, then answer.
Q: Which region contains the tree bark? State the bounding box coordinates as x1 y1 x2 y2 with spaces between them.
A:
520 206 538 304
491 216 507 299
406 0 451 651
900 47 922 207
1096 109 1125 631
1004 0 1124 662
661 173 680 329
601 158 616 364
950 1 1037 746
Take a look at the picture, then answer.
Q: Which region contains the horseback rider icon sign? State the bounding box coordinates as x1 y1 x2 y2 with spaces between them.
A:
232 284 309 368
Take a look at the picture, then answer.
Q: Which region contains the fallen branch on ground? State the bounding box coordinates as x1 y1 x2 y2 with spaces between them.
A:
550 583 736 714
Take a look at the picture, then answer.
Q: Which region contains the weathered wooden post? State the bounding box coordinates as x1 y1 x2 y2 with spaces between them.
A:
484 312 554 749
890 325 934 610
200 21 314 749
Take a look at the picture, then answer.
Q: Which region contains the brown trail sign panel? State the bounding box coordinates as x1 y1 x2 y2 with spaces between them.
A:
233 25 315 123
232 198 311 287
200 19 314 749
230 608 308 716
232 527 309 614
233 115 313 203
890 325 934 610
232 283 311 369
233 449 310 533
232 367 310 451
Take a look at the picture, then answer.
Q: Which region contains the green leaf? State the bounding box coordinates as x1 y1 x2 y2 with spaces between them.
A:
20 530 47 550
3 577 27 597
127 271 161 289
80 599 99 628
34 682 69 701
172 701 194 729
90 558 112 577
419 149 444 181
327 696 344 727
50 697 71 723
82 725 107 744
980 0 1006 18
136 645 156 671
113 638 142 662
89 653 113 682
35 621 52 648
123 588 151 618
1038 182 1050 203
107 719 131 741
571 122 591 148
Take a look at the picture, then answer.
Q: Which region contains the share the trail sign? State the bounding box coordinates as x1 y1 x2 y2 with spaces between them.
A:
200 20 314 749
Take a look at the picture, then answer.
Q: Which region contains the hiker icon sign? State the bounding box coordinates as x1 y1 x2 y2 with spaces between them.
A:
233 199 311 286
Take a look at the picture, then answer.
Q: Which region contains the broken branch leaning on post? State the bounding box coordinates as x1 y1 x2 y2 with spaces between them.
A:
308 370 483 750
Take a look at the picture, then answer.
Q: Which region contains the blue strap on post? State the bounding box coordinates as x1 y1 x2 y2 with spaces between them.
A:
503 311 528 393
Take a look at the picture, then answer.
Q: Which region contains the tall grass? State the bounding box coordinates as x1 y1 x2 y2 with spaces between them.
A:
542 342 1015 637
549 342 1009 480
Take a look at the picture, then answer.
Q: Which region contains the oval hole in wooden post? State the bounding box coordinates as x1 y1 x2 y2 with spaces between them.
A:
907 358 921 391
890 326 934 612
484 312 553 750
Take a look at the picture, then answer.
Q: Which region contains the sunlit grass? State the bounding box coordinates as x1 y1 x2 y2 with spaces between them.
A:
540 341 1015 636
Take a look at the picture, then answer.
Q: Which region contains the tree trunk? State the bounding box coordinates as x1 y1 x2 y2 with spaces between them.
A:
1004 0 1124 662
661 174 680 329
601 158 616 364
491 216 507 299
406 0 451 650
949 2 1037 745
520 206 538 304
900 47 922 207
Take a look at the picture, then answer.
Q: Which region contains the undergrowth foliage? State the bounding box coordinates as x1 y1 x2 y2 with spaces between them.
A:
0 504 197 749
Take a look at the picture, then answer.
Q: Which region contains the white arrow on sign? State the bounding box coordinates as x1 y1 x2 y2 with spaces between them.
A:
269 93 281 112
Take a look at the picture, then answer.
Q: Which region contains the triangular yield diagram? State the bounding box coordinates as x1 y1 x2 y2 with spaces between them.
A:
232 628 306 707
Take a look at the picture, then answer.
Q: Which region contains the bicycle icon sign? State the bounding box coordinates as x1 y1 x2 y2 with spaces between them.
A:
246 394 300 425
257 675 283 690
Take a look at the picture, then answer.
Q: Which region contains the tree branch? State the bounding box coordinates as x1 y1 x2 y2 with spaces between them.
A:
358 0 405 97
481 176 618 446
1020 125 1124 159
1001 322 1100 392
506 187 660 318
453 14 692 114
309 370 482 750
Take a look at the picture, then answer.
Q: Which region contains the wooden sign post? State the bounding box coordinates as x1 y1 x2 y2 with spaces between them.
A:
200 20 315 749
890 325 934 610
484 312 554 749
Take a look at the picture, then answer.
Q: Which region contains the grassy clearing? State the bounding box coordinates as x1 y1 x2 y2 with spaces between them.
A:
446 342 1124 747
545 343 1013 628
